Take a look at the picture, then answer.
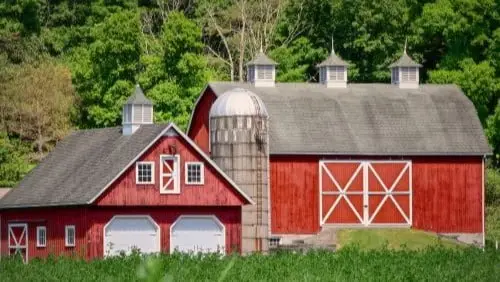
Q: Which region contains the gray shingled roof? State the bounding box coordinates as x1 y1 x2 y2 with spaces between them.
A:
317 51 349 67
0 125 167 209
206 82 491 155
126 85 153 105
389 52 422 68
246 51 278 66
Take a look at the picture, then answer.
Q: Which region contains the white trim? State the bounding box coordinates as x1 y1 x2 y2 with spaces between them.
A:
8 223 28 263
36 226 46 248
169 215 226 254
185 162 205 185
65 225 75 247
482 155 485 248
160 154 180 194
135 161 155 185
103 215 161 257
89 122 255 205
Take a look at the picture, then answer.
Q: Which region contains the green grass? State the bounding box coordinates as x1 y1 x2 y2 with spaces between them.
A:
1 248 499 281
337 228 466 250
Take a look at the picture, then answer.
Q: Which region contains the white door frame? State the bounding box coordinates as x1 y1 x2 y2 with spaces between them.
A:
319 160 412 227
103 215 161 257
169 215 226 254
8 223 28 263
160 154 180 194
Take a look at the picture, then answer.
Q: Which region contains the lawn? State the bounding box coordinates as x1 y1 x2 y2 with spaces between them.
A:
1 247 499 281
337 228 466 250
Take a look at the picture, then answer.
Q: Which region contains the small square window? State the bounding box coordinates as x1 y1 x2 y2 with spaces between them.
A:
65 225 75 247
36 226 46 248
136 162 154 184
185 162 204 185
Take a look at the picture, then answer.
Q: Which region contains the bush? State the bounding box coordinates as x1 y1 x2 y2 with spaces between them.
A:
486 168 500 206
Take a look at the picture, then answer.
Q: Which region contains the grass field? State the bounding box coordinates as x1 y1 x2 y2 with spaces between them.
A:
1 247 499 281
337 228 466 250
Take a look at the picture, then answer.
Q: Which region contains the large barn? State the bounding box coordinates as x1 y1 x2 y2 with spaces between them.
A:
0 48 492 262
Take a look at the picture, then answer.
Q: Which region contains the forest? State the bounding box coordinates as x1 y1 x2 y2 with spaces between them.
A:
0 0 499 187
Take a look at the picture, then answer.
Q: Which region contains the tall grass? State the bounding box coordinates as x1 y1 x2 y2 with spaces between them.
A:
1 247 499 281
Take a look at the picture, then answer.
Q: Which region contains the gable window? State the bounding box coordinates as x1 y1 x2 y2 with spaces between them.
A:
136 162 155 184
185 162 204 185
36 226 46 247
65 225 75 247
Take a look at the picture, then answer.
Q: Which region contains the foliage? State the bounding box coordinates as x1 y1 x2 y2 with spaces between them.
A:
486 168 500 242
0 248 499 281
0 132 34 187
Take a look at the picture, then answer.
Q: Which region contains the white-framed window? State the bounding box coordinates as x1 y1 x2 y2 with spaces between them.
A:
136 161 155 184
401 67 417 82
392 68 399 83
328 66 345 81
185 162 204 185
65 225 75 247
36 226 46 247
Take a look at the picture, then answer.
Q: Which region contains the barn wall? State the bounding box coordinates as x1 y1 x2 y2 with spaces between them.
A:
0 206 241 261
0 207 90 260
270 155 483 234
96 134 246 206
86 206 241 258
187 88 217 154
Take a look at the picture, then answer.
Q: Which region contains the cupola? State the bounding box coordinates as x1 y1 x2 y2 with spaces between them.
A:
317 43 349 88
389 41 422 89
246 47 278 87
122 84 153 135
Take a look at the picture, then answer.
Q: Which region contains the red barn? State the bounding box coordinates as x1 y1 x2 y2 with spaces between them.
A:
187 49 491 250
0 87 253 262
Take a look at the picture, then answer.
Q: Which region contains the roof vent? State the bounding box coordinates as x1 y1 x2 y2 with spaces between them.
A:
317 41 348 88
122 84 153 135
389 40 422 89
246 47 278 87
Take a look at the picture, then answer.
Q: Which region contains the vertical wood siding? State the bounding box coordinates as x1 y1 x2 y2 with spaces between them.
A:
187 89 217 154
0 206 241 261
96 135 246 206
271 156 483 234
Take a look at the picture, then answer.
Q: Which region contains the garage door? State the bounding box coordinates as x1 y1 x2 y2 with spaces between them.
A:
104 216 160 256
320 161 411 226
170 216 225 254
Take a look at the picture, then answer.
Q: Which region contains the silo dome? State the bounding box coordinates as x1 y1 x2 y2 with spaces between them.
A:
210 88 268 117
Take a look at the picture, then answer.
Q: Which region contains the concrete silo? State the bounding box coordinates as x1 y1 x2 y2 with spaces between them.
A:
209 88 269 254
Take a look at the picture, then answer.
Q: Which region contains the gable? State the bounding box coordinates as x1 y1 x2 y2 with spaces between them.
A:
187 88 217 154
95 132 248 206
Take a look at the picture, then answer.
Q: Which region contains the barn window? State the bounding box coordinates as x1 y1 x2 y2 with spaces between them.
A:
65 225 75 247
185 162 204 185
136 162 155 184
36 226 46 247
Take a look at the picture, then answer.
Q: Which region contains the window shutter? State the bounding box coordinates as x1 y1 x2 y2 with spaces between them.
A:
143 105 152 123
133 105 143 123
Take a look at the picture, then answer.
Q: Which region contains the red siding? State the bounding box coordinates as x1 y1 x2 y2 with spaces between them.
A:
96 135 246 206
187 88 217 154
271 156 483 234
0 206 241 261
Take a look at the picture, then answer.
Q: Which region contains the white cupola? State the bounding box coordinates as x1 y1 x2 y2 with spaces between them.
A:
317 43 349 88
246 47 278 87
122 84 153 135
389 41 422 89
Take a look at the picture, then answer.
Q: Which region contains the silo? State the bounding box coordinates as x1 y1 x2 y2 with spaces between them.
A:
209 88 269 254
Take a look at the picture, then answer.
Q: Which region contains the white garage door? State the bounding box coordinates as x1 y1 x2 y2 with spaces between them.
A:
104 216 160 256
170 216 225 254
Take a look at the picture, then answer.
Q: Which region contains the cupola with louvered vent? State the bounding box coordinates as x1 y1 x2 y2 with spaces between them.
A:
122 85 153 135
246 47 278 87
317 43 349 88
389 42 422 89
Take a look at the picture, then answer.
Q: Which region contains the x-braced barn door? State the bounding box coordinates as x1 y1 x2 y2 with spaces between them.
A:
160 155 180 194
320 161 412 226
8 223 28 263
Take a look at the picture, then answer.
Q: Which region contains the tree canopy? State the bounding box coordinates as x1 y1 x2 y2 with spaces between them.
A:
0 0 499 186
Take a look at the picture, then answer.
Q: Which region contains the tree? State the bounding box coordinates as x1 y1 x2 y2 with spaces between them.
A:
0 61 76 157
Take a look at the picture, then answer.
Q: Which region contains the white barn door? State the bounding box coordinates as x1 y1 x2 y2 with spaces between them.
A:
170 215 225 254
104 216 160 256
